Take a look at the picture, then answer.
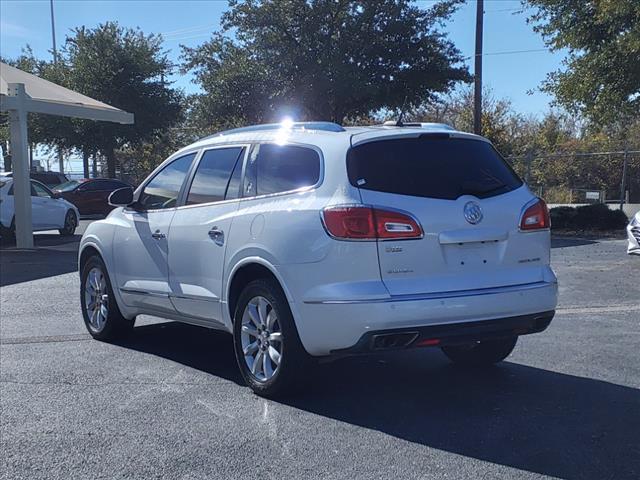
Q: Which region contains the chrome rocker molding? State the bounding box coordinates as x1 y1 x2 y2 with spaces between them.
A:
304 281 556 305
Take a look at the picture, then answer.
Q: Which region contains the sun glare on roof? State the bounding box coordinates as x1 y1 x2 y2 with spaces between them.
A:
280 117 294 129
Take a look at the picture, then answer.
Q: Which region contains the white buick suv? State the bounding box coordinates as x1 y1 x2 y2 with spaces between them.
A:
79 121 558 396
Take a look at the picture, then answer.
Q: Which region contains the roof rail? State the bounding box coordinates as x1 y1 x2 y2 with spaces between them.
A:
203 121 345 140
381 121 455 131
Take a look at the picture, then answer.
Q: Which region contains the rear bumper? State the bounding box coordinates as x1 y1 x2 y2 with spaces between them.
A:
292 280 558 356
332 310 554 355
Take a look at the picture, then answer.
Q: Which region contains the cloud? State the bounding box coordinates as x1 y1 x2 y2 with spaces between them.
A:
0 20 33 40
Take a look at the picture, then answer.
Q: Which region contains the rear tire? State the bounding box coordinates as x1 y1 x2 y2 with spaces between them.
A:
441 337 518 366
59 210 77 236
233 278 309 398
80 255 134 341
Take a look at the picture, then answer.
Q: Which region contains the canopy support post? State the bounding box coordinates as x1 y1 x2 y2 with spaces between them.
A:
7 83 33 249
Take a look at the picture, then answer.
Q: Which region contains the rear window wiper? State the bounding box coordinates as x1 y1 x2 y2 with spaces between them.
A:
459 182 508 197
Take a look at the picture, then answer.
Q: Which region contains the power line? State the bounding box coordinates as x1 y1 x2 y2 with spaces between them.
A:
507 150 640 160
464 48 549 60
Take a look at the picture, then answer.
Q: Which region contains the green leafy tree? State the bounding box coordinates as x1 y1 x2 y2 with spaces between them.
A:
182 0 470 131
409 86 525 156
63 22 183 177
524 0 640 124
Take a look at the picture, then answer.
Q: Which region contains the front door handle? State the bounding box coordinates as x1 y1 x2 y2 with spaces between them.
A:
151 230 166 240
208 226 224 246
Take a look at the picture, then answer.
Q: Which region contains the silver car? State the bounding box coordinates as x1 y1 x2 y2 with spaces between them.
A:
628 211 640 255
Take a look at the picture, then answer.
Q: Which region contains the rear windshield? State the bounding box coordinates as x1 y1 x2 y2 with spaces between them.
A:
347 136 522 200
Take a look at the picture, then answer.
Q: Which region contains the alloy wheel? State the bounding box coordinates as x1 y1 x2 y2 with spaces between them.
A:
84 267 109 332
66 211 77 231
240 296 283 382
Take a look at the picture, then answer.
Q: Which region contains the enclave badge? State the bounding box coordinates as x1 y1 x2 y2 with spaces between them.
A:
463 201 483 225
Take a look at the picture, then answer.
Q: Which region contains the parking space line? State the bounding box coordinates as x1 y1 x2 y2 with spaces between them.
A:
556 304 640 315
0 334 91 345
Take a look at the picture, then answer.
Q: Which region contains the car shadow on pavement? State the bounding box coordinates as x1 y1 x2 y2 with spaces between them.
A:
0 233 81 286
113 322 244 385
113 321 638 480
285 350 640 480
551 236 599 248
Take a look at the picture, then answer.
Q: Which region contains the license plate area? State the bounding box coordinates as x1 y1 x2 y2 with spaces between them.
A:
442 240 503 268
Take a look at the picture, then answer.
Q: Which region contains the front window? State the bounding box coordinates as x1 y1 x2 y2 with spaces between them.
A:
31 181 53 198
139 153 196 210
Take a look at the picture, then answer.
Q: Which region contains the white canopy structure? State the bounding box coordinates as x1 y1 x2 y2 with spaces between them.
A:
0 62 133 248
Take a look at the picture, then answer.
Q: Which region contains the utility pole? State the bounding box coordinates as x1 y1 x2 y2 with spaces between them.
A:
50 0 58 63
473 0 484 135
620 145 629 211
50 0 64 175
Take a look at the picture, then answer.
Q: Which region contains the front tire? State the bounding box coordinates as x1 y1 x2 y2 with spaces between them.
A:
59 210 77 236
80 255 134 341
441 337 518 366
233 278 308 398
0 217 16 244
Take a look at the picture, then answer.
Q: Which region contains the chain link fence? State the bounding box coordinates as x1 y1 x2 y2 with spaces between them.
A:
507 150 640 212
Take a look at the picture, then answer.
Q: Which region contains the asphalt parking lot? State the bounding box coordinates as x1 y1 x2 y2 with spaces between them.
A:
1 221 639 480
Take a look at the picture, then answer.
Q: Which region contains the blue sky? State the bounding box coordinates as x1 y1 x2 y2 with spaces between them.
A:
0 0 566 172
1 0 566 113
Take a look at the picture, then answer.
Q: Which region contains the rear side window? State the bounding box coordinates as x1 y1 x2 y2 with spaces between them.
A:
347 137 522 200
103 180 129 190
244 144 321 197
79 181 105 191
186 147 244 205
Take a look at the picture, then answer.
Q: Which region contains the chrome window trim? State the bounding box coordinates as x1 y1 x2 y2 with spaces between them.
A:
303 281 556 304
130 140 326 211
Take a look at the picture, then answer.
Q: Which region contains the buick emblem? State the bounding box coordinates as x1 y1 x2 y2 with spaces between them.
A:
463 201 483 225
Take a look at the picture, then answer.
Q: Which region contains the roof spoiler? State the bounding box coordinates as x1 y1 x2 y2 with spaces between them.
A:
381 121 455 131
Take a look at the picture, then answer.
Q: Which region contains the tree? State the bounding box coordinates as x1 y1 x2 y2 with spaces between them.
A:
409 86 525 156
63 22 183 177
524 0 640 124
182 0 470 131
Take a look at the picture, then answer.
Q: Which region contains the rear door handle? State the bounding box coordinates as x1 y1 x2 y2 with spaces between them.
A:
208 226 224 246
151 230 166 240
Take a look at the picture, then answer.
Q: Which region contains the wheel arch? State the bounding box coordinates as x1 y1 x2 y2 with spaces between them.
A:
79 243 103 272
225 258 295 326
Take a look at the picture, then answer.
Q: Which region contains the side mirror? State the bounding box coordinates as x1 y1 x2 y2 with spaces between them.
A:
52 192 62 199
108 187 134 207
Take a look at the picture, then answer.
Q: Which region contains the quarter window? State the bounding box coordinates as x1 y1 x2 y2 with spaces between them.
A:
244 144 321 197
139 153 196 210
186 147 244 205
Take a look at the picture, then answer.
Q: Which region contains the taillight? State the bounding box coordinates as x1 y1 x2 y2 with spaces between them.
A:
322 205 423 240
520 198 550 231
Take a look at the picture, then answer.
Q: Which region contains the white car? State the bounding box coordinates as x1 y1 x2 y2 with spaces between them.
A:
0 178 79 240
628 211 640 255
78 121 558 397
